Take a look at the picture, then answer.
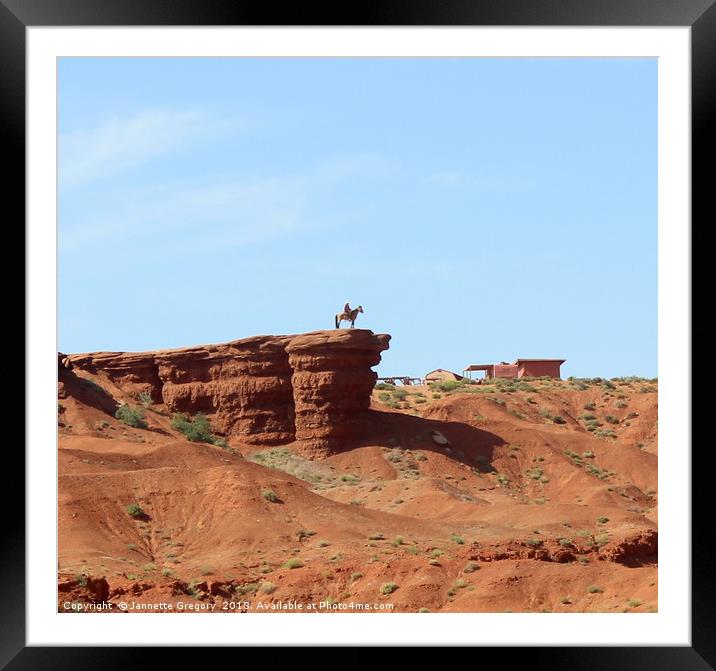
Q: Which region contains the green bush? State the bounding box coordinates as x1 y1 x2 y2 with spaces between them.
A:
431 379 465 393
552 415 567 425
138 391 153 408
126 503 145 518
115 405 147 429
170 412 216 443
380 582 398 595
283 558 303 569
604 415 620 425
261 489 280 503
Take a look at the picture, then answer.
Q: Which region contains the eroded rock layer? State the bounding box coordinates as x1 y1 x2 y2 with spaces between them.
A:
286 330 391 457
64 329 390 452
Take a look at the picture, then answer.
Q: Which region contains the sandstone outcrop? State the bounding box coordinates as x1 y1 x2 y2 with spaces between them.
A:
62 329 390 455
286 330 391 457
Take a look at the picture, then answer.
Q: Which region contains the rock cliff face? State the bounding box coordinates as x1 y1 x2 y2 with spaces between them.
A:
286 330 391 457
63 330 390 455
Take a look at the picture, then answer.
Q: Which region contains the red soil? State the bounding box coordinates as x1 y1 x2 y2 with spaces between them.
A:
58 343 657 614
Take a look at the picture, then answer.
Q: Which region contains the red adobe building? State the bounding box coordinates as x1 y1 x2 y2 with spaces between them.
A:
464 358 565 380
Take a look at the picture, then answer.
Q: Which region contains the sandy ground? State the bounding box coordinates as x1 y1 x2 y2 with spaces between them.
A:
58 376 657 613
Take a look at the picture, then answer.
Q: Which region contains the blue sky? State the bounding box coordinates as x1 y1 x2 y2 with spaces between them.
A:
58 58 657 378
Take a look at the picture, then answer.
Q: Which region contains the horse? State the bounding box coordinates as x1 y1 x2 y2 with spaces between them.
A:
335 305 364 328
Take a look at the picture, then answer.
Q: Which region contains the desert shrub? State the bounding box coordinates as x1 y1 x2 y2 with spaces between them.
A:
604 415 620 425
368 532 385 540
126 503 145 519
419 607 431 613
378 392 391 402
628 599 642 608
580 413 597 421
558 538 573 547
380 582 398 595
463 561 479 573
170 412 215 443
597 516 609 524
552 415 567 425
526 468 544 480
115 405 147 429
431 379 465 393
583 402 596 411
138 391 153 408
260 582 277 594
393 389 408 400
375 383 395 391
234 582 259 595
350 572 363 582
393 536 404 546
341 474 360 483
261 489 280 503
451 534 465 545
283 558 303 569
587 585 603 593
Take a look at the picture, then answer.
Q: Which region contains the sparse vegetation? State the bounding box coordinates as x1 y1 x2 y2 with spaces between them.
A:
261 489 280 503
115 405 147 429
380 581 398 595
260 582 277 594
170 412 217 443
126 503 145 519
587 585 603 593
283 558 303 569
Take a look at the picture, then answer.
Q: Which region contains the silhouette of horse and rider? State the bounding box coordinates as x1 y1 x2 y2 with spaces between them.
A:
335 302 364 329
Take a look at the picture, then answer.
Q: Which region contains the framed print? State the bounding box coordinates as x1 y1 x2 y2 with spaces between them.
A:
8 0 709 664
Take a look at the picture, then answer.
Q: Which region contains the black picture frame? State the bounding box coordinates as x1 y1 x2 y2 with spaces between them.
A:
7 0 707 665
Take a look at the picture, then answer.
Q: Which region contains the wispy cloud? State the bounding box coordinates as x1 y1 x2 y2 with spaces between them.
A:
59 153 393 254
59 108 222 188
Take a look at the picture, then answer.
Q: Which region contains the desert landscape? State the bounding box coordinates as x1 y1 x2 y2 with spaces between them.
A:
56 328 657 614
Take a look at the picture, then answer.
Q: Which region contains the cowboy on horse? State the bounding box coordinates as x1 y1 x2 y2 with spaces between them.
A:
335 302 364 329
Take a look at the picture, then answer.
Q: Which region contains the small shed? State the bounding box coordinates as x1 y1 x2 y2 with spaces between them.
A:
515 359 566 379
425 368 464 383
